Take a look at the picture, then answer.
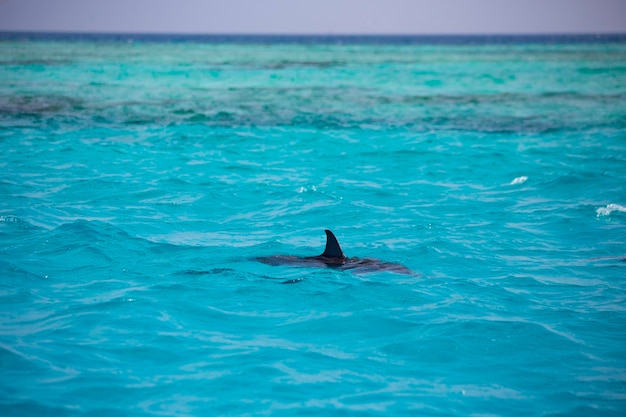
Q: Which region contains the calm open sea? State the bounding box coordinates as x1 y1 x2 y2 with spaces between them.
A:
1 34 626 416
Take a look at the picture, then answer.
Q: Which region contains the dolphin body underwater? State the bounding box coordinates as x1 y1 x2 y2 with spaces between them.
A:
257 230 416 275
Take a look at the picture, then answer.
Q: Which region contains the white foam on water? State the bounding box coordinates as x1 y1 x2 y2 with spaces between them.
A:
596 203 626 217
510 176 528 185
297 185 317 193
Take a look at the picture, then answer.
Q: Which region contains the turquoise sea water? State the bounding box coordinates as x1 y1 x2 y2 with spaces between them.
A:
1 34 626 416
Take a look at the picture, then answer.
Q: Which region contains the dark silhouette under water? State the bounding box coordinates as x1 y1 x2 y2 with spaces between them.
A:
257 229 416 275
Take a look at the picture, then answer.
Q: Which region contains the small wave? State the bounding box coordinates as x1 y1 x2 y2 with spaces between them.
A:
297 185 317 193
1 215 27 225
176 268 235 276
509 176 528 185
0 215 40 231
596 203 626 217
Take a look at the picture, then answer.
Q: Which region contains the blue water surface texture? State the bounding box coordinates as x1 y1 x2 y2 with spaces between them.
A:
1 34 626 417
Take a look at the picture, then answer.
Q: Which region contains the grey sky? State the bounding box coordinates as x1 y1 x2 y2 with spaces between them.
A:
1 0 625 34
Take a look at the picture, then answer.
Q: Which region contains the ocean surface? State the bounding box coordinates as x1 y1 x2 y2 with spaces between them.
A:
1 34 626 416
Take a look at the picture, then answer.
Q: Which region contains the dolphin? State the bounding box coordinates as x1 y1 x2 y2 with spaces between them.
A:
257 229 416 275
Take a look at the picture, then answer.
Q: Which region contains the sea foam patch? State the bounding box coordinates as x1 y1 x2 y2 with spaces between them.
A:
596 203 626 217
510 176 528 185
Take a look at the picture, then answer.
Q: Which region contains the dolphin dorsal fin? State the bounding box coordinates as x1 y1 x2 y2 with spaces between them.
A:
321 229 345 258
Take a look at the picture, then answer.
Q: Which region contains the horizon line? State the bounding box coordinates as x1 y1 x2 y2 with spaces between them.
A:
2 30 626 37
